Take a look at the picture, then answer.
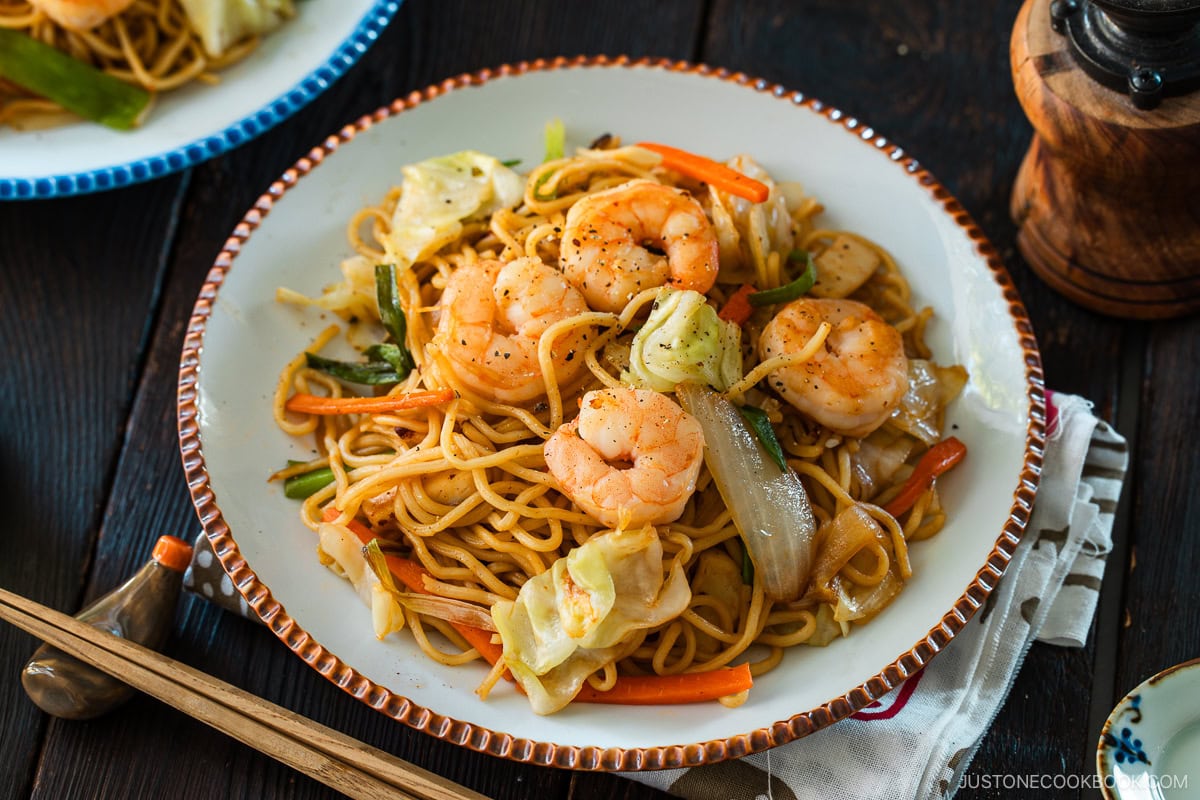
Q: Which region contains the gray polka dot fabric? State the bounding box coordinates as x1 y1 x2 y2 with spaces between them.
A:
182 533 257 621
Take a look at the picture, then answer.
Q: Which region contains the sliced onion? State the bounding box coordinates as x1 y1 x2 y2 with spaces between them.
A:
392 592 498 632
676 382 816 601
807 503 882 602
363 540 497 631
832 571 902 623
890 360 969 445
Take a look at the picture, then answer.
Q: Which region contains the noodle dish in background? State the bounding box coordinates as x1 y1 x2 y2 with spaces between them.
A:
180 62 1042 764
0 0 399 199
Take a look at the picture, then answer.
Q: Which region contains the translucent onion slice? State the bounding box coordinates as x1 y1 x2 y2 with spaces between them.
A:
676 382 817 601
363 540 497 631
393 592 498 632
832 571 902 624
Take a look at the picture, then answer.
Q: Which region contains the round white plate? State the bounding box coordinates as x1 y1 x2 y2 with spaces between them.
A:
0 0 399 200
178 58 1044 769
1099 658 1200 799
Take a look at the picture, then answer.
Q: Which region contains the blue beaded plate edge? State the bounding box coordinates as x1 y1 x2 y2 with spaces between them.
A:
0 0 401 201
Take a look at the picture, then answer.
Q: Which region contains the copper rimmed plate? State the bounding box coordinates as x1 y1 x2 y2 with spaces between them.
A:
177 56 1044 770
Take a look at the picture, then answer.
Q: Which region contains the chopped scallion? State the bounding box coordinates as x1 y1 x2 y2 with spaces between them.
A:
364 343 413 376
374 265 409 346
736 404 788 471
748 251 817 307
741 544 755 586
283 466 336 499
532 172 556 202
544 118 565 162
0 29 151 130
303 352 402 385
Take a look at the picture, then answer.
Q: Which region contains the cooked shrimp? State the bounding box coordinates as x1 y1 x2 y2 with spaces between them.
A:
434 257 591 404
29 0 135 30
758 298 908 438
559 179 719 312
544 387 705 529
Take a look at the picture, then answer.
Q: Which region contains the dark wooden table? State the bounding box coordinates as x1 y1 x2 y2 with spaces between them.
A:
3 1 1197 798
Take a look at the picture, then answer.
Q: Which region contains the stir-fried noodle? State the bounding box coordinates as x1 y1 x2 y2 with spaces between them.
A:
271 136 968 713
0 0 274 128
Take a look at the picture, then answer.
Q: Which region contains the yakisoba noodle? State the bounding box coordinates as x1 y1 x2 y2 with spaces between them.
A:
0 0 268 128
272 136 968 713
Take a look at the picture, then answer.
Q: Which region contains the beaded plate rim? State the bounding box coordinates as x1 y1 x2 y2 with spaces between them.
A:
0 0 401 201
177 55 1046 771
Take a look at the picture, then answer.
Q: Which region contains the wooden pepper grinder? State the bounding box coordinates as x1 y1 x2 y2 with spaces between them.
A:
1010 0 1200 318
21 535 193 719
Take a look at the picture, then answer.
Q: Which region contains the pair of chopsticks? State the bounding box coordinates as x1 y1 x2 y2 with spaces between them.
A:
0 586 490 800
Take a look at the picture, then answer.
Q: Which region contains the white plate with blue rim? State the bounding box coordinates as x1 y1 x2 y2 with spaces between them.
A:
0 0 399 201
1099 657 1200 799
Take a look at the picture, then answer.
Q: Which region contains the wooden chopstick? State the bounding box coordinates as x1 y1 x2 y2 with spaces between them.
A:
0 586 491 800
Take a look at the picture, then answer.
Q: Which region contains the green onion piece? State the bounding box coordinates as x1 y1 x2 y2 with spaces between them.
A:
530 118 567 201
741 545 755 586
370 264 414 377
748 252 818 307
374 264 408 344
500 158 522 167
364 343 413 376
363 539 401 595
532 172 557 202
736 404 788 471
283 467 336 499
544 118 565 162
304 352 401 385
305 267 414 386
0 29 151 130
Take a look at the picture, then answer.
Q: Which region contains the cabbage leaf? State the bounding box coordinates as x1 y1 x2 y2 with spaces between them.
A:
387 150 523 268
624 287 742 392
179 0 295 57
491 526 691 715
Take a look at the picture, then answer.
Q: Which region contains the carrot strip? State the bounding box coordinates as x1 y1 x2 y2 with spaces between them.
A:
637 142 770 203
286 388 455 416
318 506 753 705
575 663 754 705
718 283 757 325
883 436 967 518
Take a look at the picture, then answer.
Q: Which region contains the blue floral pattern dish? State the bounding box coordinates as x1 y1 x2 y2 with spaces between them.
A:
0 0 400 201
1098 657 1200 799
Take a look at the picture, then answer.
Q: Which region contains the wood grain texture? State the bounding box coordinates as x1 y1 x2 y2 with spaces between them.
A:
2 0 1188 798
1 587 489 800
0 177 188 797
1009 0 1200 318
1117 315 1200 689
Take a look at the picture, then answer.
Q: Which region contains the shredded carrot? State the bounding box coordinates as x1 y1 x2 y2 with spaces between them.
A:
637 142 770 203
883 436 967 518
286 388 455 416
718 283 757 325
575 663 754 705
318 506 754 705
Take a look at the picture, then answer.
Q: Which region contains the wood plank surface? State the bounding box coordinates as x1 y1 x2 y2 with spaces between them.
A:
2 0 1196 798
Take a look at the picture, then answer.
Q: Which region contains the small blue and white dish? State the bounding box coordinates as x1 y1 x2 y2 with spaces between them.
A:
1098 657 1200 799
0 0 400 201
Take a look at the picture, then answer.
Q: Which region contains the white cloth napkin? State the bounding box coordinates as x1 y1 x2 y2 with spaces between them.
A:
623 392 1128 800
